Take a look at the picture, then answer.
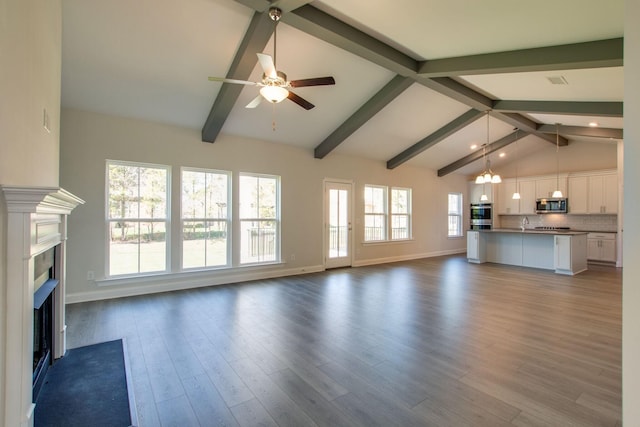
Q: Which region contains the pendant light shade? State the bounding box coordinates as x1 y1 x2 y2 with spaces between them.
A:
553 123 563 198
475 112 501 184
512 128 521 200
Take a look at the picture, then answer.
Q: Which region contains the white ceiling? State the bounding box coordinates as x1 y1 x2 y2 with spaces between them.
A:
61 0 624 177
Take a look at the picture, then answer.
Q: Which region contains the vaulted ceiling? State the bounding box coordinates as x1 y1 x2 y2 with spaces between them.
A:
61 0 624 178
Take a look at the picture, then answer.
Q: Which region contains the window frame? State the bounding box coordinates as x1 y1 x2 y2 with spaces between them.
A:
364 184 388 242
180 167 232 270
238 172 281 265
105 159 171 277
390 187 412 241
448 192 464 238
364 184 413 243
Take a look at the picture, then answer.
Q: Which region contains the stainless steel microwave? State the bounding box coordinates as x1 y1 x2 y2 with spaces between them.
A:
535 198 567 214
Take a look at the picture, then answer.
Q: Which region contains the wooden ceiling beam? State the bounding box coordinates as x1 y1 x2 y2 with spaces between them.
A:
387 109 485 169
493 100 623 117
418 38 623 77
437 130 530 177
314 75 413 159
201 11 274 143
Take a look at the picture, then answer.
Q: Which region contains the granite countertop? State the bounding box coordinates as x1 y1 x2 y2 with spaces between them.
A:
479 228 589 235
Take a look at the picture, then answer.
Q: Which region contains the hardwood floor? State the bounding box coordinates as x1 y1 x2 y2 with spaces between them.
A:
65 255 622 426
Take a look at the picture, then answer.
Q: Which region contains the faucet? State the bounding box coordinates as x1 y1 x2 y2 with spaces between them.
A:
521 216 529 231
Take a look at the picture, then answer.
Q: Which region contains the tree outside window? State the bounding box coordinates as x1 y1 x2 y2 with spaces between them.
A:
107 161 169 276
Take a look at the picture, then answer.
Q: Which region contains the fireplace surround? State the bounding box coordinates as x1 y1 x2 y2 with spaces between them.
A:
2 186 83 427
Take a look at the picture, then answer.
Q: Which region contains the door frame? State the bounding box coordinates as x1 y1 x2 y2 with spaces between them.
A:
323 179 354 269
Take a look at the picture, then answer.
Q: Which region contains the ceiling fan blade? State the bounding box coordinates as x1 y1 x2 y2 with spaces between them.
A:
246 95 263 109
256 53 277 79
208 76 257 86
287 91 315 110
289 77 336 88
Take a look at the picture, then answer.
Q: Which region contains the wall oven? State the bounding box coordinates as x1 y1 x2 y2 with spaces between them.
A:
470 203 493 230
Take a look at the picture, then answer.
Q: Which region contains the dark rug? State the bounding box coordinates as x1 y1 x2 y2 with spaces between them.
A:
35 339 136 427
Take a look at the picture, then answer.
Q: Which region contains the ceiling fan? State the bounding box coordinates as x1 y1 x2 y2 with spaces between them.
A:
208 7 335 110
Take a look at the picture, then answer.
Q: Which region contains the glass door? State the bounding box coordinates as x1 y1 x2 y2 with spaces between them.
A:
324 181 352 269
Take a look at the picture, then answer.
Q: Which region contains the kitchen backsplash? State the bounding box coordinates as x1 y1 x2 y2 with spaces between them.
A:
497 214 618 232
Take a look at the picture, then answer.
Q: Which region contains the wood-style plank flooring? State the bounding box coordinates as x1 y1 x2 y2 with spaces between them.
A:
65 255 622 426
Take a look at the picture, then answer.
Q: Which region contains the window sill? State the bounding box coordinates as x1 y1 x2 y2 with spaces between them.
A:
97 261 285 287
362 238 415 246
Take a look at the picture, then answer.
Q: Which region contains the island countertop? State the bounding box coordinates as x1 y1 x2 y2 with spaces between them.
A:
467 229 588 275
477 228 589 236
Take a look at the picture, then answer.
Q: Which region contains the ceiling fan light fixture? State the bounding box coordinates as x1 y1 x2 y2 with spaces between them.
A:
260 85 289 103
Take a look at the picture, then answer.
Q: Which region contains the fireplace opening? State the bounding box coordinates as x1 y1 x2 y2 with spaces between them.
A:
32 247 58 401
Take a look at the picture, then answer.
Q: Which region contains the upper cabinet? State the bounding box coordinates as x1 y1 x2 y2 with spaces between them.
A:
568 176 588 213
496 179 535 214
568 171 617 214
588 173 618 214
469 181 494 204
535 177 567 199
495 170 617 216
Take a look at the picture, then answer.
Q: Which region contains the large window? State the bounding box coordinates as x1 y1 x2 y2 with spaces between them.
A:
364 185 412 242
107 161 169 276
448 192 463 237
364 185 387 241
239 173 280 264
391 187 411 239
181 168 230 269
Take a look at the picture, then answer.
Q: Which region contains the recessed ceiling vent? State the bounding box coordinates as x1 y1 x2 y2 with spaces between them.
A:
547 76 568 85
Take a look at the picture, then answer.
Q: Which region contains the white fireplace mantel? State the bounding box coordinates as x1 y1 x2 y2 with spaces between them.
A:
2 186 84 427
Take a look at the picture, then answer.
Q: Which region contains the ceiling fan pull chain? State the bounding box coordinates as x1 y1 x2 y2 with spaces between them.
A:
272 103 277 131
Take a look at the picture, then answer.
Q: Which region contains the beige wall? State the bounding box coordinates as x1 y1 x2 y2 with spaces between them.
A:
623 0 639 423
0 0 62 424
60 108 469 301
477 139 617 180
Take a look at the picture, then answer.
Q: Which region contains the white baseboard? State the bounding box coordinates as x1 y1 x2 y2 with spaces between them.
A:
352 248 466 267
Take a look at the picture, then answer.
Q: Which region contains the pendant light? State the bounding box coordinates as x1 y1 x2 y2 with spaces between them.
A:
475 112 501 184
552 123 563 198
512 128 521 200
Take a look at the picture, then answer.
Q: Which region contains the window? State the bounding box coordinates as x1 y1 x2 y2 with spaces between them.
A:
239 173 280 264
364 185 387 241
107 161 169 276
448 192 463 237
364 185 412 242
181 168 230 269
391 187 411 240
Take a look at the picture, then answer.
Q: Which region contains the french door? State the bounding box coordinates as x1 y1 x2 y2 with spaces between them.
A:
324 180 353 269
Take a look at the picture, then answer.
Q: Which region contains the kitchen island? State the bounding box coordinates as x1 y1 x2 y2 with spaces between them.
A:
467 228 588 275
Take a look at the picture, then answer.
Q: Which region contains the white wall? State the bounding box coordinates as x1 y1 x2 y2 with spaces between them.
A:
0 0 62 424
624 0 639 423
60 108 469 302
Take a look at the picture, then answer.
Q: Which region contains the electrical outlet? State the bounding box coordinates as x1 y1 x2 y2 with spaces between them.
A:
87 271 95 281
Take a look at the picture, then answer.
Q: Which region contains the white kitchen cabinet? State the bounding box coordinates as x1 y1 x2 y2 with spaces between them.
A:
497 179 519 214
554 234 588 275
467 231 485 263
588 174 617 214
567 176 588 214
519 180 536 214
536 177 567 199
469 181 493 204
587 232 616 262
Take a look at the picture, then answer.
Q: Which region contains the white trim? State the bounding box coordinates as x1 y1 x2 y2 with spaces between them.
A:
2 186 83 427
352 248 466 267
67 264 325 303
